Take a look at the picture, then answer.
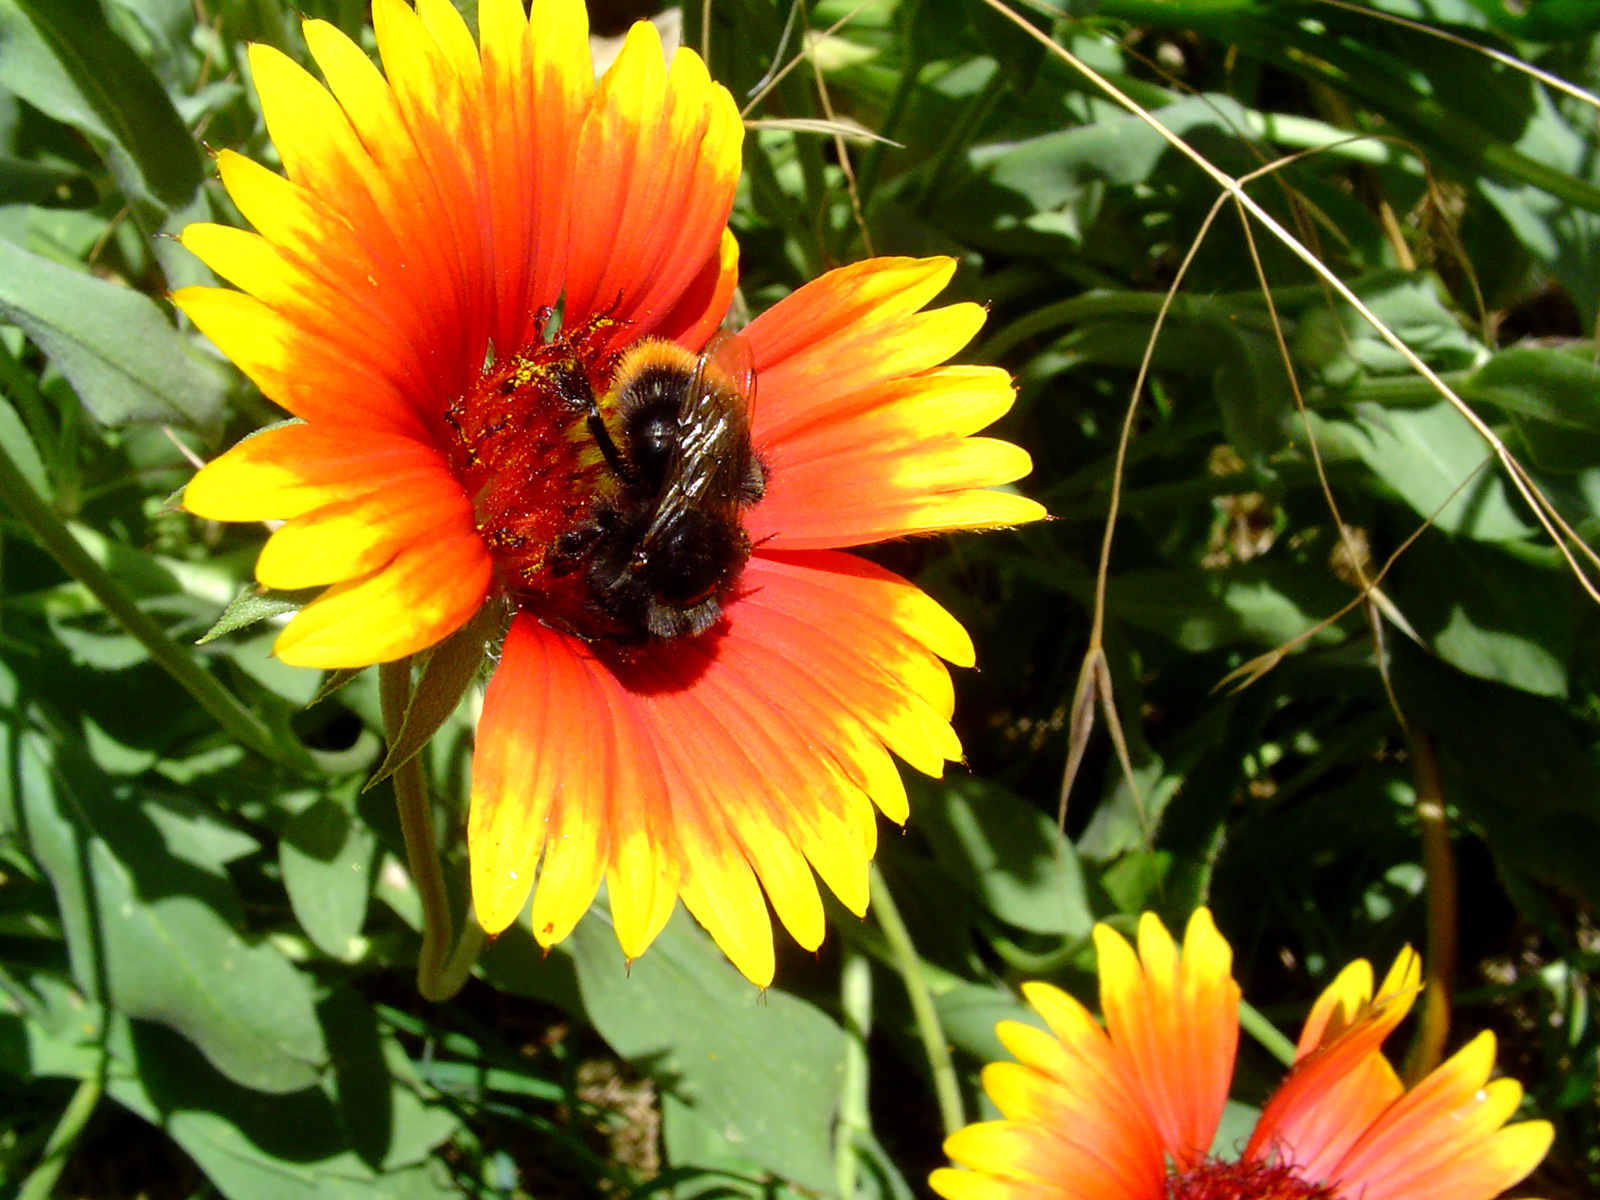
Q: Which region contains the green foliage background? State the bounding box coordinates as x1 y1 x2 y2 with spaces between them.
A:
0 0 1597 1195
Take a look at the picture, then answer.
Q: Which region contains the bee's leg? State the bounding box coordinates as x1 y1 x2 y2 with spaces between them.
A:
546 360 636 487
586 410 633 485
740 452 768 505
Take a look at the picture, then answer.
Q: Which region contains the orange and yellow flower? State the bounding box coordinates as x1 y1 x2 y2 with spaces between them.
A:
933 910 1551 1200
176 0 1043 984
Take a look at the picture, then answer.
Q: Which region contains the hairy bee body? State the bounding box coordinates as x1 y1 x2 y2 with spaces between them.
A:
557 334 765 642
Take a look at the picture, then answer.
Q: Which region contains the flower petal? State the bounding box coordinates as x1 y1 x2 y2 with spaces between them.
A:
469 615 582 934
1094 909 1239 1170
738 554 965 777
744 257 985 436
753 359 1045 547
183 424 444 522
562 23 741 341
929 1167 1049 1200
173 287 424 437
654 229 740 351
1329 1033 1553 1200
478 0 592 351
940 1120 1150 1200
1248 948 1420 1175
257 467 473 589
272 526 490 667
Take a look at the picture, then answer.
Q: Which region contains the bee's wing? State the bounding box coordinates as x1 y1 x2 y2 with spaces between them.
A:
701 329 757 427
643 335 756 538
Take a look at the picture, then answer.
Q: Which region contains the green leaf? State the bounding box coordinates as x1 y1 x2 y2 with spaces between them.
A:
198 585 315 644
0 155 95 207
571 907 846 1194
1465 343 1600 432
0 973 110 1081
1464 0 1600 39
1393 642 1600 909
368 598 504 789
17 721 328 1093
912 777 1092 937
1295 271 1485 385
7 0 202 206
1389 535 1571 697
1317 400 1534 541
280 792 376 962
1105 564 1334 653
107 1019 459 1200
321 989 460 1173
660 1097 812 1200
0 238 227 432
0 394 48 497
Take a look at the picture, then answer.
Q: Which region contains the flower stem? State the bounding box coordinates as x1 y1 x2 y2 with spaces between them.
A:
0 431 289 767
16 1071 103 1200
835 945 872 1200
869 864 964 1138
1238 998 1297 1068
1405 729 1455 1084
379 658 477 1001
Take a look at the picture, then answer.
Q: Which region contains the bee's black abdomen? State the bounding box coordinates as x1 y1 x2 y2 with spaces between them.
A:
640 513 744 609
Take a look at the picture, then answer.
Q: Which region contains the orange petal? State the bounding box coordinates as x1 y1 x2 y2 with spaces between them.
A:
744 257 984 435
272 524 489 667
469 615 583 934
753 359 1045 546
619 649 829 955
1329 1033 1553 1200
256 468 473 589
173 287 426 437
183 424 445 522
941 1121 1152 1200
477 0 592 351
562 24 741 342
929 1167 1051 1200
1094 910 1239 1170
737 553 965 777
179 223 437 415
1247 948 1419 1173
653 230 740 351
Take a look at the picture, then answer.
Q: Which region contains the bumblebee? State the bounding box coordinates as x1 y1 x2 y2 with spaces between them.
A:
556 332 766 641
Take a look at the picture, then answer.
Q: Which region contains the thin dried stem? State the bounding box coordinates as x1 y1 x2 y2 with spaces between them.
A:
1314 0 1600 115
978 0 1600 605
740 0 880 118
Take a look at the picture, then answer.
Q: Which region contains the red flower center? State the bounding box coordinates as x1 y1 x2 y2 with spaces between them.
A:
444 314 764 647
1167 1160 1341 1200
444 313 619 639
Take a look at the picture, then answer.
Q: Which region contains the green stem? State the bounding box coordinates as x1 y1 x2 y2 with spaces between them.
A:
1405 730 1456 1085
434 918 485 1001
835 946 872 1200
0 432 288 766
17 1072 103 1200
1238 998 1297 1068
0 341 63 493
379 658 476 1002
869 864 964 1138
